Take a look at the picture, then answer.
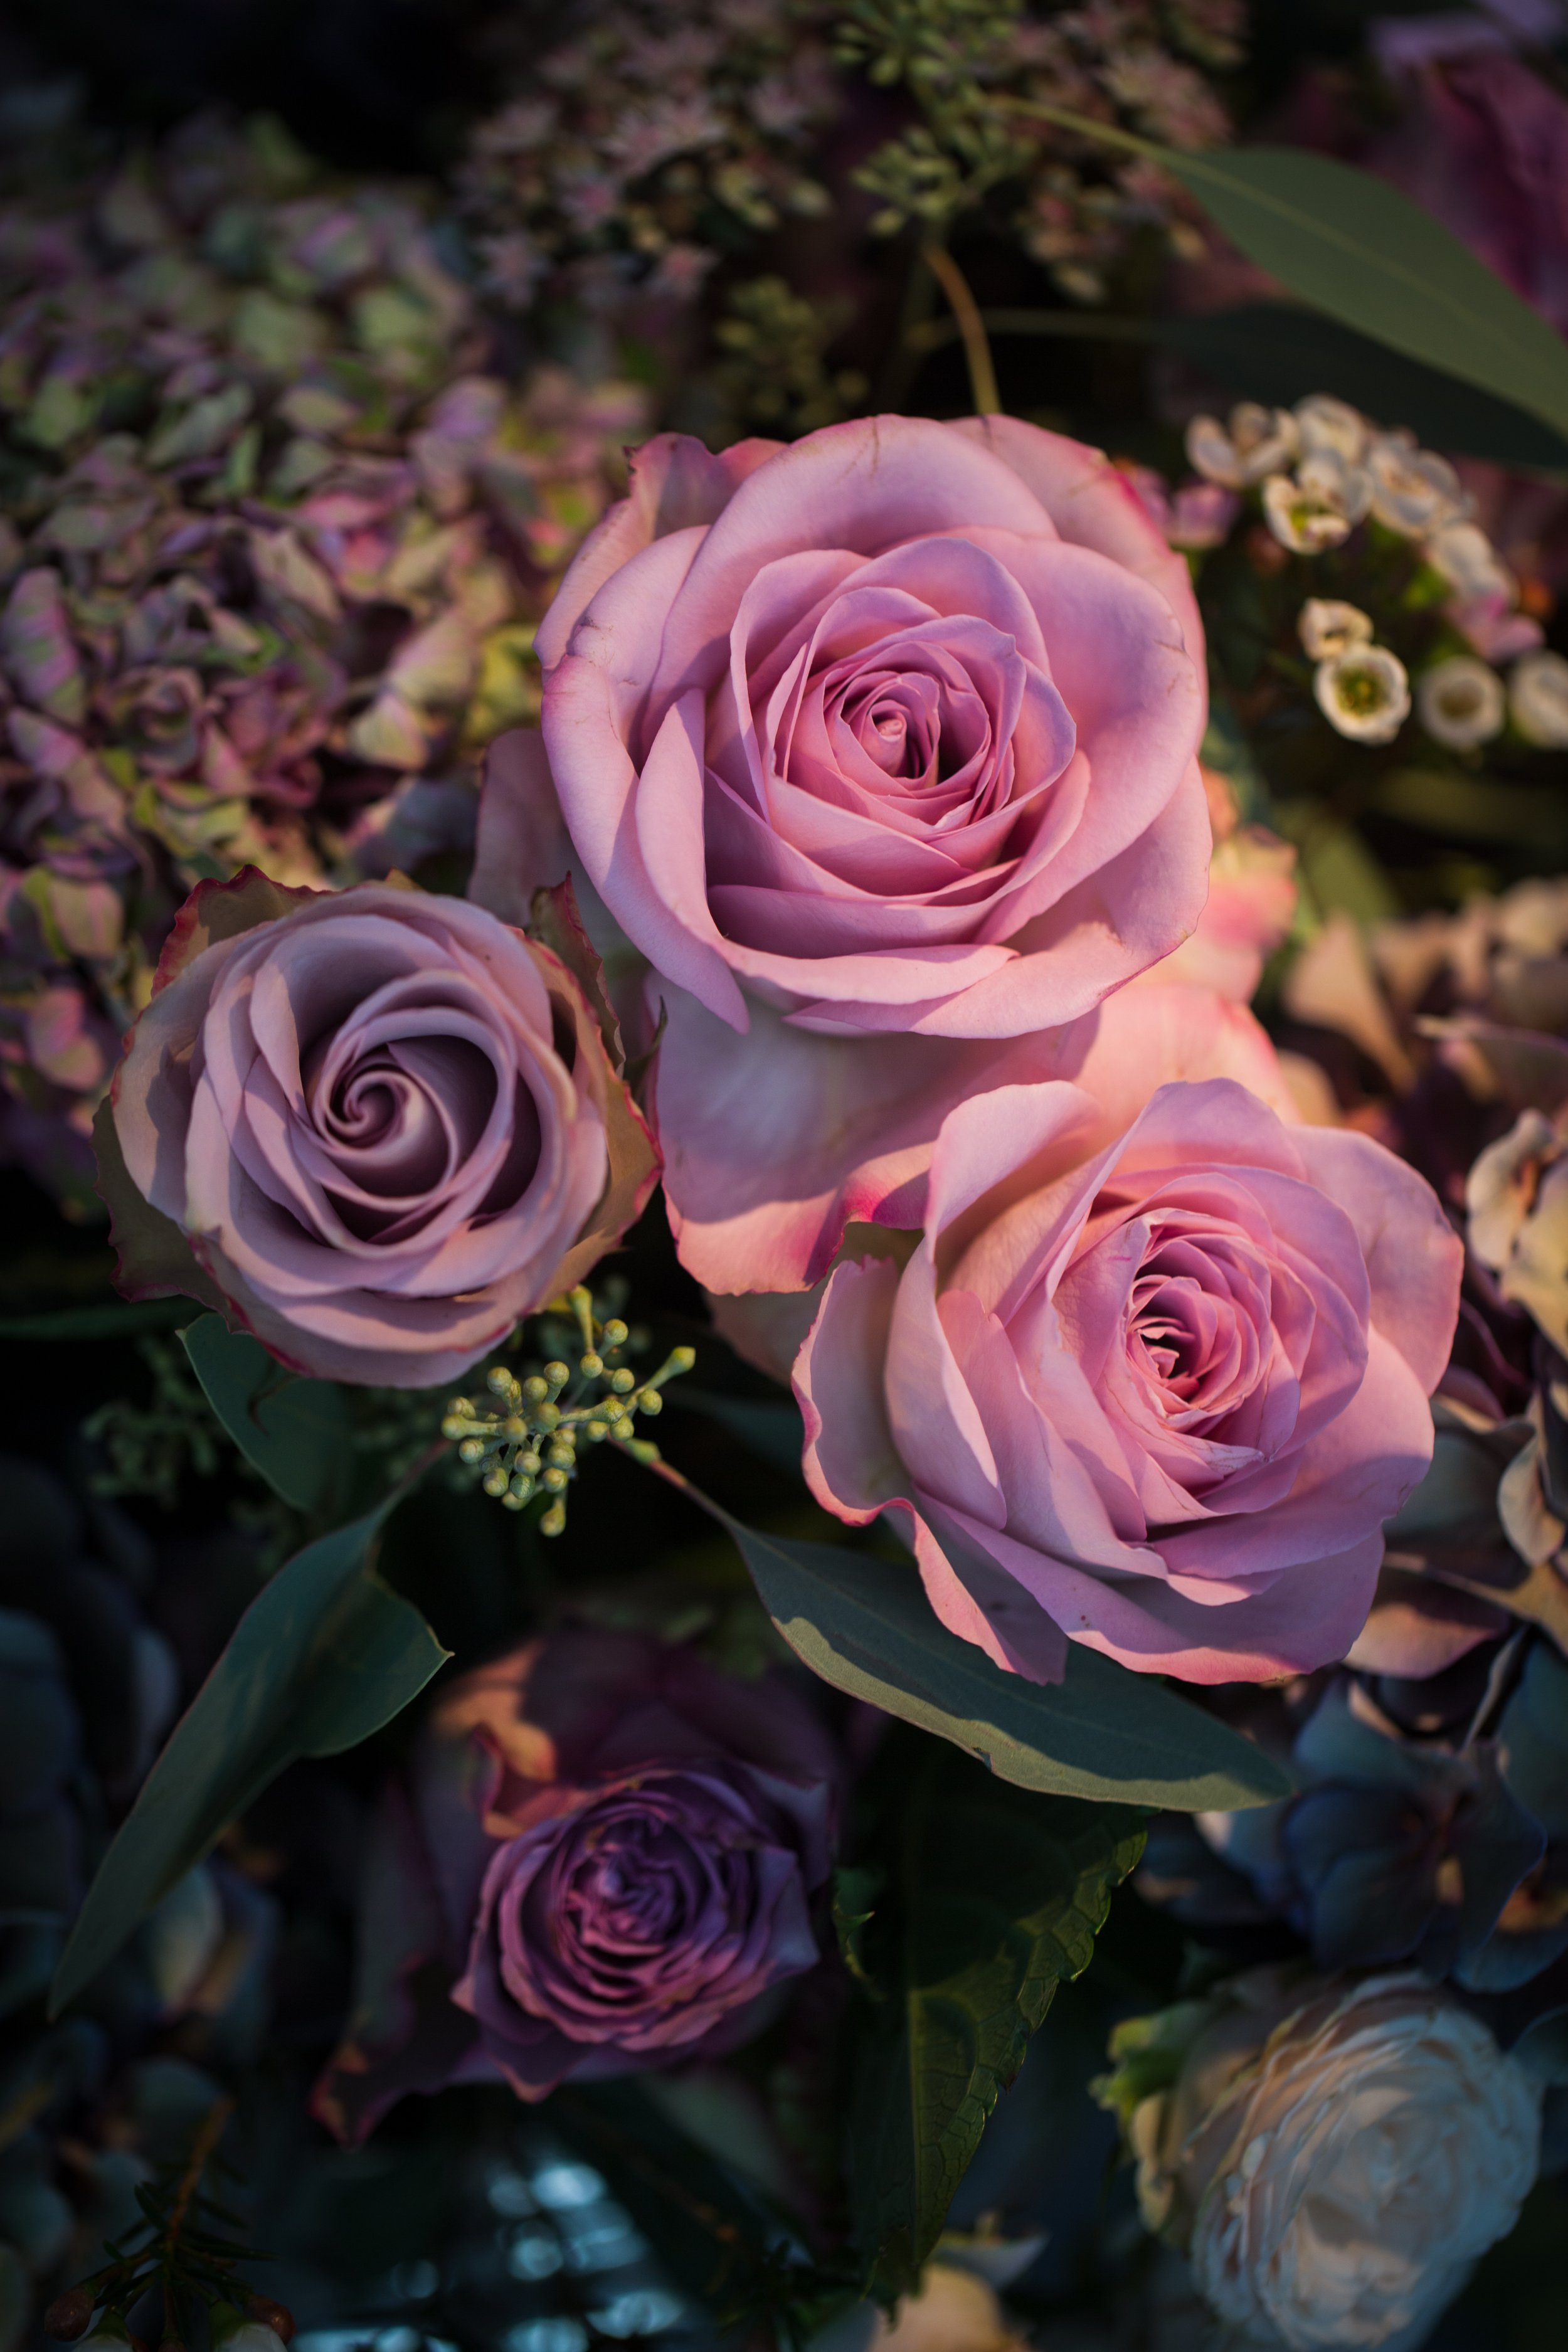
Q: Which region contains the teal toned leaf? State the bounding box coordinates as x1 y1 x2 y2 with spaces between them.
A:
849 1749 1143 2295
50 1507 449 2013
1162 305 1568 472
1162 148 1568 442
181 1312 349 1513
726 1522 1290 1810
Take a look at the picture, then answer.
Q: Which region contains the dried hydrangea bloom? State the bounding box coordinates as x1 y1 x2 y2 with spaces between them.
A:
458 0 839 323
0 115 647 1204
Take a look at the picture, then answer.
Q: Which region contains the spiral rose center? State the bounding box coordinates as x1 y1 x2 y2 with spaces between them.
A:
1121 1235 1267 1434
304 1025 541 1242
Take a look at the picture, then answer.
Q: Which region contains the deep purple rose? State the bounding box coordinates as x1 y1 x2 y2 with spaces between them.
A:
313 1630 837 2140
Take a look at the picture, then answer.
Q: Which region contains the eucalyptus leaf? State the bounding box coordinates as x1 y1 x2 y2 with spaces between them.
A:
1162 305 1568 472
1015 102 1568 442
849 1750 1143 2294
723 1520 1290 1810
1160 148 1568 444
181 1311 349 1513
50 1506 448 2014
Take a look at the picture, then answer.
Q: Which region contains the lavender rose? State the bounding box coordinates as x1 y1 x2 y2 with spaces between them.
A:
312 1630 838 2140
97 871 657 1385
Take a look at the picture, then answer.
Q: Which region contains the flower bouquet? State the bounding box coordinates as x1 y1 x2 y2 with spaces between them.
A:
4 9 1568 2352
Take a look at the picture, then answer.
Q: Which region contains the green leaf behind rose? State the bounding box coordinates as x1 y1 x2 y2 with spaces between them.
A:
1158 147 1568 443
726 1523 1291 1811
181 1310 349 1513
49 1505 449 2015
847 1747 1144 2296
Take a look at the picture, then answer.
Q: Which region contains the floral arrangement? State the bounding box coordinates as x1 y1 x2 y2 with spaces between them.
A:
7 11 1568 2352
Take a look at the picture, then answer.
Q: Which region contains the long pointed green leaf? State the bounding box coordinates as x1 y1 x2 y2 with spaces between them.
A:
1163 147 1568 442
724 1522 1289 1810
1016 100 1568 446
50 1506 448 2013
849 1754 1143 2295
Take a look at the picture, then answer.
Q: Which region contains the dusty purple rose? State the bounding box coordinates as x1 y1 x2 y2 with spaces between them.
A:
312 1630 838 2139
97 870 657 1385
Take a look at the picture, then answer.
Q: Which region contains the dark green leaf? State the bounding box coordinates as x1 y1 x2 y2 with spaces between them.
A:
181 1312 349 1512
0 1300 194 1342
1160 148 1568 443
725 1522 1290 1810
1162 305 1568 472
849 1750 1143 2294
50 1506 448 2013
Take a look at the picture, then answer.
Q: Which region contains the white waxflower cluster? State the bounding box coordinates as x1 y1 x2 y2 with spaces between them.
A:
1297 598 1409 745
1190 396 1568 752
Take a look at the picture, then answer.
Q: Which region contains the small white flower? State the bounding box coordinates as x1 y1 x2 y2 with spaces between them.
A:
1314 643 1411 743
1417 654 1506 748
1263 451 1370 554
1298 598 1373 660
1426 519 1513 601
1367 432 1466 536
1293 393 1367 463
1509 647 1568 746
1185 401 1298 488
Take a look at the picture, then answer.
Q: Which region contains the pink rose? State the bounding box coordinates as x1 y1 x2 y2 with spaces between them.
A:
97 871 657 1385
797 1077 1461 1685
516 415 1210 1290
539 416 1205 1034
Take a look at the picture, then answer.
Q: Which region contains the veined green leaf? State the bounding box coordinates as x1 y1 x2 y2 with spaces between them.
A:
50 1505 448 2014
723 1521 1290 1811
182 1311 348 1513
849 1749 1143 2294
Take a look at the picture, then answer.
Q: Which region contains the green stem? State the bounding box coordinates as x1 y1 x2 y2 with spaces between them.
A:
919 245 1002 416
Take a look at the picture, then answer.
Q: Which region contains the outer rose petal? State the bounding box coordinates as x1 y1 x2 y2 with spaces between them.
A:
948 414 1206 692
1293 1125 1464 1393
661 979 1298 1296
535 433 781 672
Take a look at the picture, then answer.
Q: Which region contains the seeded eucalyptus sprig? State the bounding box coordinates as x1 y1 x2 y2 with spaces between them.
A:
441 1285 696 1533
45 2097 292 2352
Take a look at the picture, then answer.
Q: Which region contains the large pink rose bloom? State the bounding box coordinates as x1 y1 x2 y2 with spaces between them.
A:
797 1077 1461 1685
100 874 656 1385
532 418 1210 1289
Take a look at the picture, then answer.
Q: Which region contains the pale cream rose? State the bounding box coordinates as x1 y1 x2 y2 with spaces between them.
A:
1101 1968 1539 2352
